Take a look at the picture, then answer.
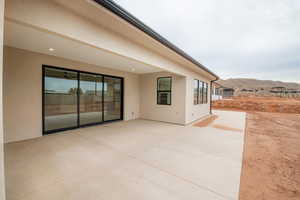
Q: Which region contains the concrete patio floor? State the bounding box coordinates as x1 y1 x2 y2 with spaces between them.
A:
4 110 246 200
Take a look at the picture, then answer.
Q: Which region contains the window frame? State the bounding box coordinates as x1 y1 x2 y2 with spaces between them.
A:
194 79 199 105
203 82 208 104
42 65 124 135
157 77 172 105
199 81 204 104
193 79 208 105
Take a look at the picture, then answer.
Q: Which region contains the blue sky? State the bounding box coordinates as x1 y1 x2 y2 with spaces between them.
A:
114 0 300 83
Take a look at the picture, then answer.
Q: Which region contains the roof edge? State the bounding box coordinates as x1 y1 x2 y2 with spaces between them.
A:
93 0 219 79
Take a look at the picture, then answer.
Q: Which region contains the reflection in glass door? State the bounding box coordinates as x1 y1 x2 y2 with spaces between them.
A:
43 66 123 134
104 77 122 121
79 73 103 125
44 68 78 132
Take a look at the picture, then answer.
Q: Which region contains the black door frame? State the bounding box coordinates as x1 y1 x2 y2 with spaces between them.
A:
42 65 124 135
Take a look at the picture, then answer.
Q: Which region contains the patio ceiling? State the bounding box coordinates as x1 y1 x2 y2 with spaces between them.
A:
4 20 162 74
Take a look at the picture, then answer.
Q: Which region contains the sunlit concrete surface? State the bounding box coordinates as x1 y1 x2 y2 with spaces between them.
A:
5 111 245 200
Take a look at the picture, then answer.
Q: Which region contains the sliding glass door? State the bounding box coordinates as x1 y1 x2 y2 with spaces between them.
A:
79 73 103 126
104 77 122 121
43 66 123 134
44 68 78 132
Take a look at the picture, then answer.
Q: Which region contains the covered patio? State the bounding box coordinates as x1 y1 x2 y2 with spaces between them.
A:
0 0 221 199
5 110 245 200
3 19 187 142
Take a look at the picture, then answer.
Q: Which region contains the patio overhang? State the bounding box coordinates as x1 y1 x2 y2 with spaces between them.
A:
4 0 217 79
4 19 164 75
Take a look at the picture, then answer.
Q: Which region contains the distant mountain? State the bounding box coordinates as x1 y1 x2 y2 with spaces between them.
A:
217 78 300 90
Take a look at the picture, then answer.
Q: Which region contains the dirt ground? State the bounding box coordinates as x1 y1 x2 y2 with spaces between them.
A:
194 111 300 199
194 115 243 132
194 115 218 127
213 97 300 114
239 112 300 200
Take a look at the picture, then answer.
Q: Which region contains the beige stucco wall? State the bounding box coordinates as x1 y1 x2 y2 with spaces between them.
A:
140 72 211 125
3 46 212 143
185 76 211 124
3 46 140 143
139 72 186 125
0 0 5 198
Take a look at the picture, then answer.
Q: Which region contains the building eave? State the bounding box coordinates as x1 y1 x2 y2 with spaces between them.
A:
93 0 219 79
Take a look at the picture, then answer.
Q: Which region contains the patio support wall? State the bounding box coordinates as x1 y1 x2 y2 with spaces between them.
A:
0 0 5 198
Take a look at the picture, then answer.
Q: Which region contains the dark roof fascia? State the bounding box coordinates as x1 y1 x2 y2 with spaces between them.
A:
93 0 219 79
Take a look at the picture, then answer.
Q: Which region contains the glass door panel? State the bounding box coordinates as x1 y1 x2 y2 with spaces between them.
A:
43 66 123 134
103 77 122 121
79 73 103 125
44 68 78 132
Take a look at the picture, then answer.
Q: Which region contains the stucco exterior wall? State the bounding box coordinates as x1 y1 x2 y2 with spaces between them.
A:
139 72 211 125
0 0 5 198
3 0 214 143
3 46 140 143
139 72 186 125
185 76 211 124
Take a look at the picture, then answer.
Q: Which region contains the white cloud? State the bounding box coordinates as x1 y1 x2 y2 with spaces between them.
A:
115 0 300 83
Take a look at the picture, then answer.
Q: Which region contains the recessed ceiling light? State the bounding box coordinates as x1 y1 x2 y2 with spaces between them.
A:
48 48 55 51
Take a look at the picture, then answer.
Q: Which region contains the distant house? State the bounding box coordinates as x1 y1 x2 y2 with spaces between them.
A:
222 87 235 98
211 82 235 99
270 87 286 97
241 89 254 92
212 82 223 100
